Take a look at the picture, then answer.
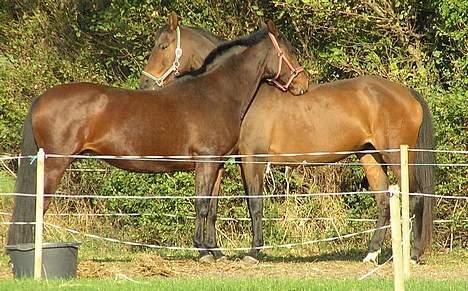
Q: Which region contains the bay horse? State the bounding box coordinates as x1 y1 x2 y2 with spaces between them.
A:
7 20 309 265
140 15 435 264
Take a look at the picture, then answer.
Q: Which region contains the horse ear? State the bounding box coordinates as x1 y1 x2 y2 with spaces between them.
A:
168 12 179 31
258 18 267 29
265 19 279 37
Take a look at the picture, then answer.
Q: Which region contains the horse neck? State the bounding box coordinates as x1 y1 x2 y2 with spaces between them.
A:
185 27 222 70
213 40 270 120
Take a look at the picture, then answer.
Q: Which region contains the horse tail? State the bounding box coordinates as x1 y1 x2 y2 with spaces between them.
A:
7 99 39 245
411 89 436 255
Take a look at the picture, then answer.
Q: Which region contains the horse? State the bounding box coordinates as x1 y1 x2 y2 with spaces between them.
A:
7 20 309 265
139 15 435 264
139 13 222 89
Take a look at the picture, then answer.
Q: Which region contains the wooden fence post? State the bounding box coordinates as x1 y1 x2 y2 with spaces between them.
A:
400 145 411 279
389 185 404 291
34 148 45 280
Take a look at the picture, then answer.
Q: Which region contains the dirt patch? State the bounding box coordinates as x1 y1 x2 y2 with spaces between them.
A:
75 250 467 281
1 249 467 281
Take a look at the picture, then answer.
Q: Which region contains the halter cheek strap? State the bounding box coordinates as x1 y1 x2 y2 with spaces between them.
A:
266 33 304 92
142 26 183 88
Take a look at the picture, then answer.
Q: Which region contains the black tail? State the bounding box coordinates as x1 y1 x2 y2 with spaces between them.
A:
411 89 436 255
7 100 38 245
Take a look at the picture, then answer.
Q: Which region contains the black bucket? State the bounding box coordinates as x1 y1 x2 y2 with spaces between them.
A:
6 242 80 279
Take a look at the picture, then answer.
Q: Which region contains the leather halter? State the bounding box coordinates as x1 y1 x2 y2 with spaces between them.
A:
267 33 304 92
142 26 182 88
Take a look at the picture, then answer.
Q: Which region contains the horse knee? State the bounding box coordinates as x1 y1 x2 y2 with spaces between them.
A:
195 200 210 218
198 207 209 218
207 210 217 222
248 199 263 218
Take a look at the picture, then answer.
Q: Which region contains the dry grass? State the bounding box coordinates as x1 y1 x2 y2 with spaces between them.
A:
2 248 466 281
74 249 468 281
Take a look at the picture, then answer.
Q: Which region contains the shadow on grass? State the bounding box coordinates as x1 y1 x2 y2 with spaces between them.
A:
82 243 396 265
146 247 394 264
250 247 393 264
91 257 132 263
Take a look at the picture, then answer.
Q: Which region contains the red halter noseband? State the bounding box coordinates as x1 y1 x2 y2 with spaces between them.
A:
267 33 304 92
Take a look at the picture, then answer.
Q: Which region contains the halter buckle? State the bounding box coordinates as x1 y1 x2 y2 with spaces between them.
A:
175 47 183 59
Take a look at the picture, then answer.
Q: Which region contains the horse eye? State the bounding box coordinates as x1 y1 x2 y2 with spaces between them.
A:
159 43 169 50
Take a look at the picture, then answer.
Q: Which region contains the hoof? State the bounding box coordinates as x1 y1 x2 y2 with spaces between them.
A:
363 249 381 265
216 255 228 262
410 257 425 265
199 254 215 264
242 255 259 265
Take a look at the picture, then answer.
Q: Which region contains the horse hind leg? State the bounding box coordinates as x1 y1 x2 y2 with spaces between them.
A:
7 154 73 245
359 153 389 265
204 167 226 260
43 157 75 213
383 150 424 263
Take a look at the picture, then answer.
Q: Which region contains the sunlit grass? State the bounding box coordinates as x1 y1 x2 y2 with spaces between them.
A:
0 278 467 291
0 172 14 193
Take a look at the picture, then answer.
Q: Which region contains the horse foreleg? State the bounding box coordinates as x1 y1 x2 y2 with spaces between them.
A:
204 167 225 260
240 161 265 263
359 153 389 265
193 163 222 263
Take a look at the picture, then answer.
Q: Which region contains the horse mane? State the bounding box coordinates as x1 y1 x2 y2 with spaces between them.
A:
153 25 167 39
188 27 224 44
177 27 268 78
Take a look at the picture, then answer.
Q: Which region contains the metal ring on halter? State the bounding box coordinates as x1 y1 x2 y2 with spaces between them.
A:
266 32 304 92
142 26 183 88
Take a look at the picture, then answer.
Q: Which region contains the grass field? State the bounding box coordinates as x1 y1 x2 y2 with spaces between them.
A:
1 277 468 291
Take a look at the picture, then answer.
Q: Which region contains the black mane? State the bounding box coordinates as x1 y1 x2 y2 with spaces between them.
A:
177 28 268 78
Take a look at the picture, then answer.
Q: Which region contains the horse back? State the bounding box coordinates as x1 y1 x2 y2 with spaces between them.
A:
240 76 423 161
30 82 239 159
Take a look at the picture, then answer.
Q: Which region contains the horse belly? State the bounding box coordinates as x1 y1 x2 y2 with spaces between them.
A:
105 159 195 173
266 112 368 163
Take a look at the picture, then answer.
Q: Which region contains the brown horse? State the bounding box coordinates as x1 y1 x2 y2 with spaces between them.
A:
7 20 309 265
140 14 222 89
140 16 435 264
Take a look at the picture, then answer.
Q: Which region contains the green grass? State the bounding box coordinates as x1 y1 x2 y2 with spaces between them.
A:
0 171 14 193
0 278 467 291
0 171 14 218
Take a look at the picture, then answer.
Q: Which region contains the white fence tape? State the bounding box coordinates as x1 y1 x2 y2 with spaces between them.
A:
44 222 390 251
